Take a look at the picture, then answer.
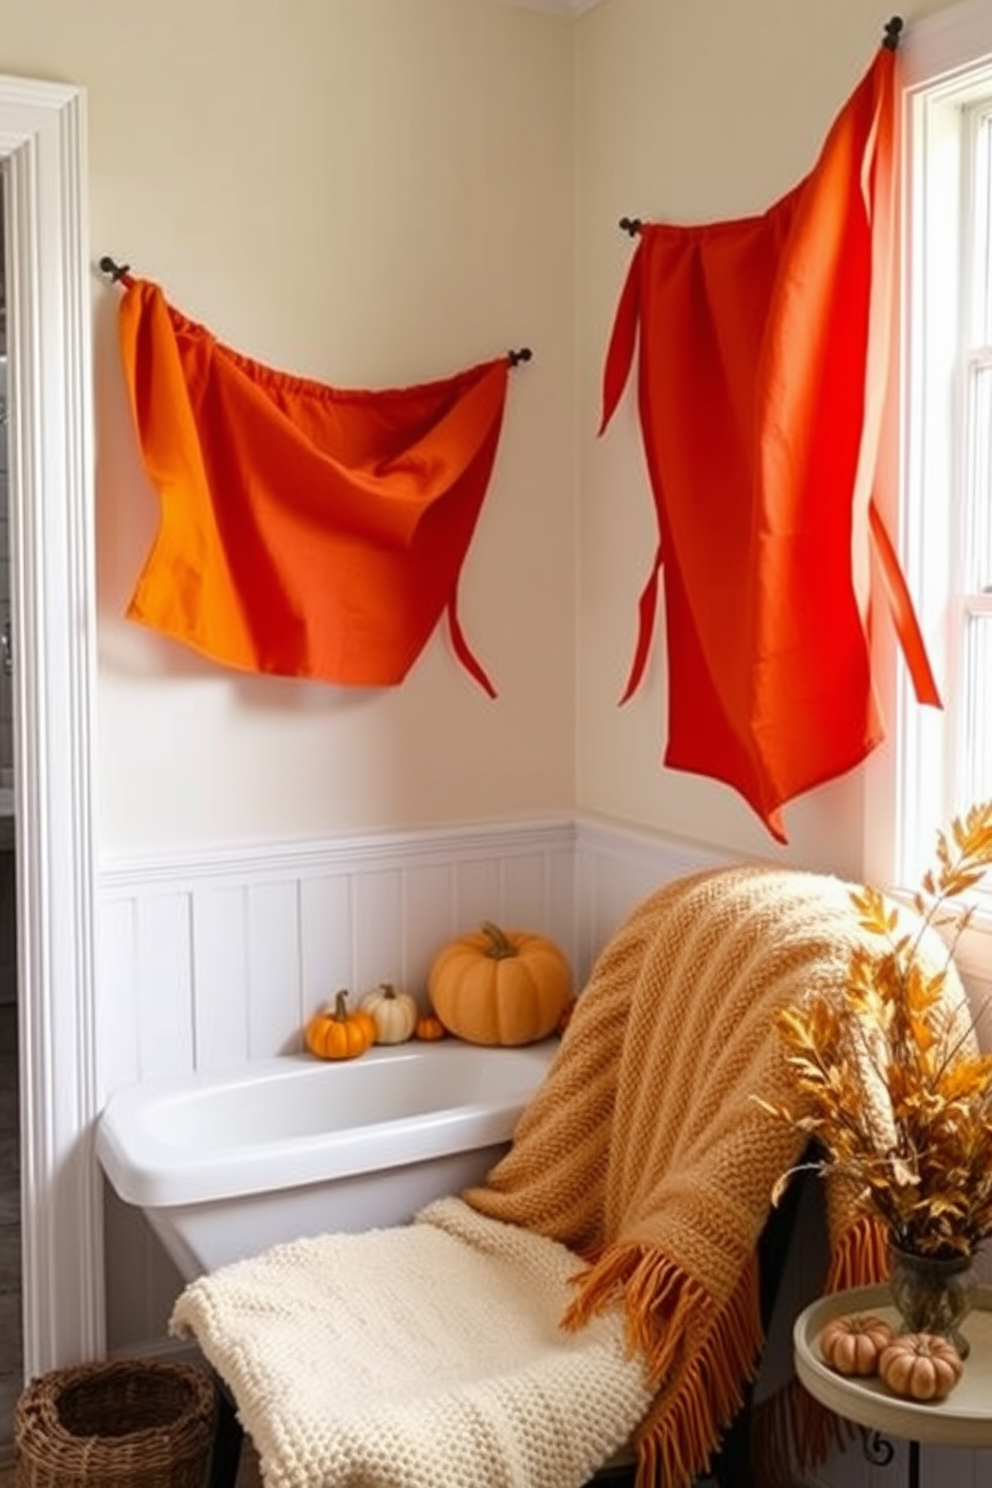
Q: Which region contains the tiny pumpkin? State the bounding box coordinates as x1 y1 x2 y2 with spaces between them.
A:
428 920 572 1046
556 994 578 1036
818 1313 894 1376
878 1333 964 1402
414 1012 448 1042
304 990 376 1061
360 982 418 1045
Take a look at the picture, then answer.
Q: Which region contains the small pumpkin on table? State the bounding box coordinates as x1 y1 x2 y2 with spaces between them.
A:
818 1314 965 1402
878 1332 964 1402
818 1313 894 1376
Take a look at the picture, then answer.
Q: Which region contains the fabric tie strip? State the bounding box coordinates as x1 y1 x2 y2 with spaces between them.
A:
601 37 940 842
111 272 521 696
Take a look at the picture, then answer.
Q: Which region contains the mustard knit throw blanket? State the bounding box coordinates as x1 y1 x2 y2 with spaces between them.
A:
463 864 924 1486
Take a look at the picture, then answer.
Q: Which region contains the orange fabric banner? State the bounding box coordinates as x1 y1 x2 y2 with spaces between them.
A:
601 43 940 842
116 276 512 694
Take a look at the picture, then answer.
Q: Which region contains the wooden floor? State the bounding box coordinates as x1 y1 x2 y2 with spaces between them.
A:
235 1442 264 1487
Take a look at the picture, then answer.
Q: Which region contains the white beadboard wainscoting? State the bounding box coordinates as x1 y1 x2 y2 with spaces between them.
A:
95 813 727 1353
97 816 573 1093
94 815 992 1488
96 814 732 1095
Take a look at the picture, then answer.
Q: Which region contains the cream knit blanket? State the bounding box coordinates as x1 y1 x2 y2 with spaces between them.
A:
171 1195 654 1488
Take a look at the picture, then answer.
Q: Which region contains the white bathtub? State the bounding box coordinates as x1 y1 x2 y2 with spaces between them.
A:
96 1038 558 1281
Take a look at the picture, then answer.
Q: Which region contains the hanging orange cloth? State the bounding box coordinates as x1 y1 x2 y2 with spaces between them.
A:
601 39 940 842
114 275 514 695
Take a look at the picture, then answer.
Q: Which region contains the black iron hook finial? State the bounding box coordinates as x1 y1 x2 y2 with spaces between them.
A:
882 16 903 50
619 217 642 238
508 347 532 368
98 255 130 282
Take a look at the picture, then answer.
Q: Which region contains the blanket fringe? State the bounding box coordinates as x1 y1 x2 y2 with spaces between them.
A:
751 1212 890 1486
751 1377 859 1488
564 1243 763 1488
562 1243 713 1385
634 1260 763 1488
823 1211 890 1292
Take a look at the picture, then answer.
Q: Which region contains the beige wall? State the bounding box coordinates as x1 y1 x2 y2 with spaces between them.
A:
0 0 964 871
2 0 577 853
573 0 957 878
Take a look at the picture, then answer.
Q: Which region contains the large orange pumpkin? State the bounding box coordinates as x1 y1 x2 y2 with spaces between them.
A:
427 921 572 1046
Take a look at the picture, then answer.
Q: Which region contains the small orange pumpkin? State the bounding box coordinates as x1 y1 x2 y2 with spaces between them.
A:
818 1313 894 1376
414 1013 448 1041
878 1333 964 1401
304 991 376 1060
428 921 572 1046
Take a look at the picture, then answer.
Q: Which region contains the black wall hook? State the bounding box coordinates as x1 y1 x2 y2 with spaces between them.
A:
619 217 642 238
99 255 130 282
508 347 532 367
883 15 903 49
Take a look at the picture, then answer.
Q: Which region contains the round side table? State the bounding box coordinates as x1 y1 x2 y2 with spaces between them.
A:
794 1284 992 1488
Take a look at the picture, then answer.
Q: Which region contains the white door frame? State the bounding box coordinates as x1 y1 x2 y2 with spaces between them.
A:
1 75 101 1374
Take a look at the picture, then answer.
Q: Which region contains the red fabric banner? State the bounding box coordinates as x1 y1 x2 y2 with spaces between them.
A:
601 43 940 842
116 276 511 695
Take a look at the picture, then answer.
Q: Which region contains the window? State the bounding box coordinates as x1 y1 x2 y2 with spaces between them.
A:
889 2 992 925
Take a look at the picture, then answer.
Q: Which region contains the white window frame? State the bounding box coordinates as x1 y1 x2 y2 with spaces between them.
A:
865 0 992 996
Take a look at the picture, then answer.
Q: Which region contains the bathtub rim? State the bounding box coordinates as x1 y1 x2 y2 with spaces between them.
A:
96 1037 558 1211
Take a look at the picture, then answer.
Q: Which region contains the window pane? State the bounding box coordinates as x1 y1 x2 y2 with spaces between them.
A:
966 358 992 593
959 612 992 810
980 112 992 343
891 61 992 904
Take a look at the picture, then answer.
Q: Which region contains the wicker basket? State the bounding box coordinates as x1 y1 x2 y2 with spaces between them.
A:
13 1360 216 1488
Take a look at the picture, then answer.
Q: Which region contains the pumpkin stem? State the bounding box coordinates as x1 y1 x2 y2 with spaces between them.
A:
481 920 518 960
333 990 351 1021
379 982 396 998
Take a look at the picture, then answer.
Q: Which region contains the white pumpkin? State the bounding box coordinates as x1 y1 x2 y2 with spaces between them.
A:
360 983 419 1045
